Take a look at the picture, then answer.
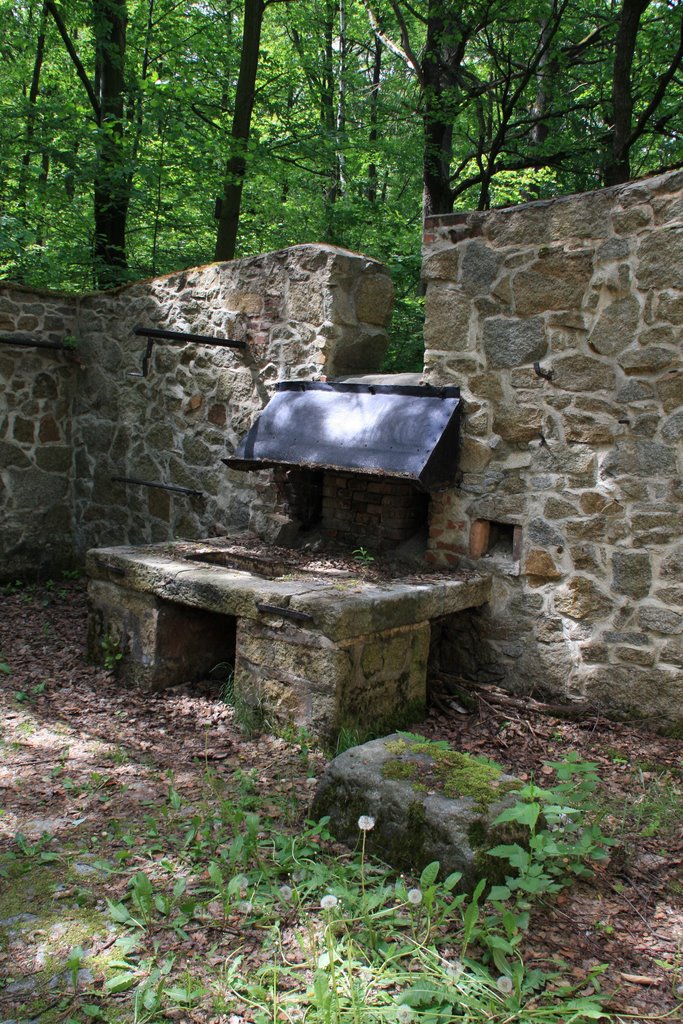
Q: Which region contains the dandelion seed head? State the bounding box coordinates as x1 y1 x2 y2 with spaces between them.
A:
358 815 376 831
496 975 513 995
279 884 293 902
320 894 338 911
445 959 463 982
238 900 253 915
407 887 423 905
396 1005 413 1023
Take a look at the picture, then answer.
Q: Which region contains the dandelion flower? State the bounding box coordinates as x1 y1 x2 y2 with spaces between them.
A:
279 884 293 902
320 894 338 911
396 1005 413 1023
407 888 423 906
358 815 376 831
496 975 513 995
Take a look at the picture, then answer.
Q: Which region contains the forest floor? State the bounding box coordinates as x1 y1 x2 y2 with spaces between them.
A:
1 577 682 1024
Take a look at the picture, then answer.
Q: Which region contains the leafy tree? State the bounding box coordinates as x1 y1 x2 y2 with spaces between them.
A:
0 0 680 306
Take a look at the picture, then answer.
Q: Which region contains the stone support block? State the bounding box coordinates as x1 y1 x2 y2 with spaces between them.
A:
87 580 236 691
234 617 430 741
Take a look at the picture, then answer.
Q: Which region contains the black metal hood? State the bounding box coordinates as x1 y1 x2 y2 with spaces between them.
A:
223 381 461 491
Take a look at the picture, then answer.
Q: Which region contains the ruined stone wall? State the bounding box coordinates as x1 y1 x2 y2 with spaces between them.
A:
0 286 80 578
423 171 683 728
0 245 393 576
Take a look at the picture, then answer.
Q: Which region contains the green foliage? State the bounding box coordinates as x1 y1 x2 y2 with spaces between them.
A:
1 749 624 1024
100 632 123 672
352 546 375 567
1 0 680 332
488 753 614 906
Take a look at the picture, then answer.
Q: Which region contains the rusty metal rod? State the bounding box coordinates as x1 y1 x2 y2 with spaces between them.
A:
111 476 203 497
94 558 126 576
133 325 246 349
0 335 73 352
255 602 314 623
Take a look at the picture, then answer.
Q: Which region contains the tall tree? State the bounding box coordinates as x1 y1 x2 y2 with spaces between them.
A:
604 0 683 186
46 0 130 285
215 0 266 262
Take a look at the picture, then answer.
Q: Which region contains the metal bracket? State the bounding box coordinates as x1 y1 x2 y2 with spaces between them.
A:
255 602 314 623
129 325 247 378
533 361 553 381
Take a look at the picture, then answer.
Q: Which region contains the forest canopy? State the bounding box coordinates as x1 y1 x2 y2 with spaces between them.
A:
1 0 681 305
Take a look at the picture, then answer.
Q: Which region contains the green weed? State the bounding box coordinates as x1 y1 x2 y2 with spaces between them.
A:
352 545 375 568
101 632 124 672
3 752 621 1023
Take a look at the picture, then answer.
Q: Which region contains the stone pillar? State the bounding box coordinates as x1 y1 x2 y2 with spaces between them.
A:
234 616 430 741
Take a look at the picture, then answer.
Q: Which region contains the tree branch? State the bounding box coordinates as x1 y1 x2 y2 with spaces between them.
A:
361 0 423 84
45 0 101 122
628 13 683 147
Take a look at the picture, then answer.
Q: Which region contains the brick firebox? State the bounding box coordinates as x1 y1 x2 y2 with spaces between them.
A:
274 467 430 550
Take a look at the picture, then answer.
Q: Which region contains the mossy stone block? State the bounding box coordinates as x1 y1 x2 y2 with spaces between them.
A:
312 733 522 890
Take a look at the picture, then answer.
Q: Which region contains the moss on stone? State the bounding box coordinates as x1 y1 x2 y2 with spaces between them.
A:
0 854 114 1018
382 733 516 811
382 759 419 782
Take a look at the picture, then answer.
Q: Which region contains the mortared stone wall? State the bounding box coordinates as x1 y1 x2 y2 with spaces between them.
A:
422 170 683 729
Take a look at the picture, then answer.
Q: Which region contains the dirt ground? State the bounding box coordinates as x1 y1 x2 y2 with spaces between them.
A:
1 577 682 1022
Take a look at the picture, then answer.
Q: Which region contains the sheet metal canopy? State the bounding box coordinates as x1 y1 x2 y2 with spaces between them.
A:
223 381 461 491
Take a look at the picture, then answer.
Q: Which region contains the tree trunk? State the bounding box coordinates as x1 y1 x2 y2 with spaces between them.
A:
214 0 265 262
421 0 467 217
92 0 129 285
19 2 48 207
367 36 382 203
530 18 553 147
604 0 650 186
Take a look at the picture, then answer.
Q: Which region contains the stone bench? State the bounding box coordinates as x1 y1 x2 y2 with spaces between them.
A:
86 538 491 741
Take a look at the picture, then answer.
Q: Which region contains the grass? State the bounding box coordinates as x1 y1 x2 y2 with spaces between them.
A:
0 752 624 1024
2 570 682 1023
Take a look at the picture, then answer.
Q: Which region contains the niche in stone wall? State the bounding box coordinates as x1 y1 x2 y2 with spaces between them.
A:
469 520 522 573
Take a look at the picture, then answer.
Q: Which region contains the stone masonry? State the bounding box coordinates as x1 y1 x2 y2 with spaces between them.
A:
2 172 682 729
0 245 394 579
0 286 80 577
422 171 683 729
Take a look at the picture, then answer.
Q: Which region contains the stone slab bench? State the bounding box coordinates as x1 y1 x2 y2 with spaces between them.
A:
86 539 491 741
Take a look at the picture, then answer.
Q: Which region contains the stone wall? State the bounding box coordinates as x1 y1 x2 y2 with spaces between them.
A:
422 170 683 729
0 286 80 578
0 245 394 579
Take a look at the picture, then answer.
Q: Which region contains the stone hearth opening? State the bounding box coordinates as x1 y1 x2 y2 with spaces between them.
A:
275 467 430 553
87 590 237 692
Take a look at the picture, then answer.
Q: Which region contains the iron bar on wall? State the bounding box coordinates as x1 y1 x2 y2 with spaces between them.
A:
111 476 203 497
130 325 246 378
0 335 75 352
